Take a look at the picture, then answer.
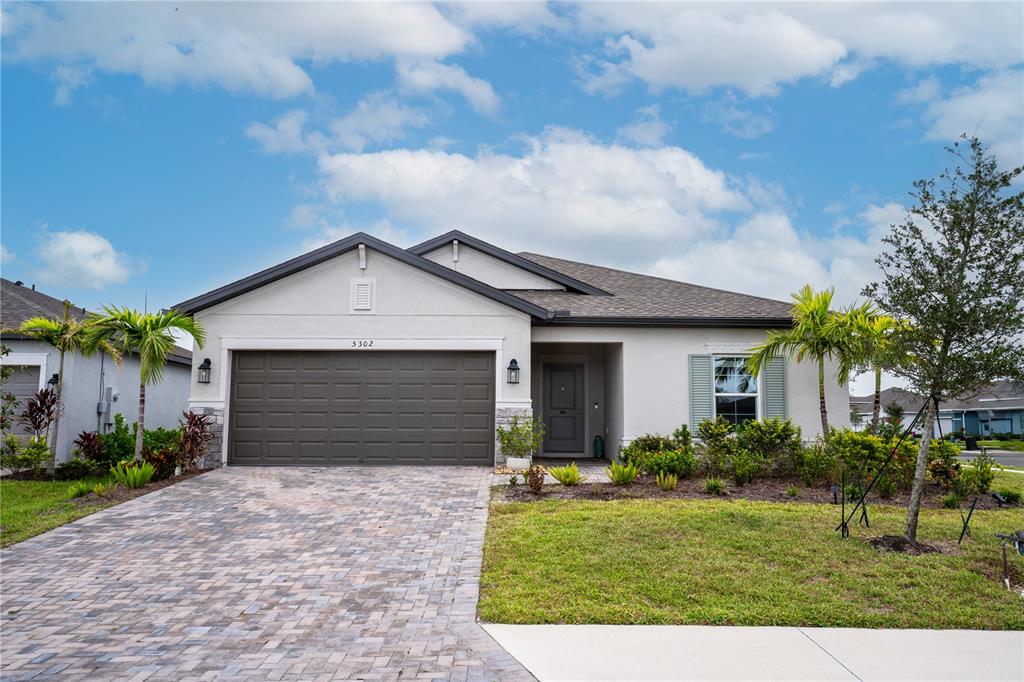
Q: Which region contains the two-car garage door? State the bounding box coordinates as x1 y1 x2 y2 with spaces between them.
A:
229 351 495 465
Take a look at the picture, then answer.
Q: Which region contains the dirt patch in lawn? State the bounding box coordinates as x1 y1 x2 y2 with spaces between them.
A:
67 469 210 507
495 475 1019 511
867 535 941 555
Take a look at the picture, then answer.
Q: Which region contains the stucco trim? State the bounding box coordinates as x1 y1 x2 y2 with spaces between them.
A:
408 230 612 296
171 232 550 319
0 352 48 390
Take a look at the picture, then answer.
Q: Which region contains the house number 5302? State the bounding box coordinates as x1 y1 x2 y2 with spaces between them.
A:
352 340 374 348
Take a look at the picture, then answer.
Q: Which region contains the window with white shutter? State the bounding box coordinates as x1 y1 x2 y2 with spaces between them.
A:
350 278 375 313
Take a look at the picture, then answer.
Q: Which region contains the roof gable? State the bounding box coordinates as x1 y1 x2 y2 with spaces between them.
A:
171 232 549 318
1 278 88 329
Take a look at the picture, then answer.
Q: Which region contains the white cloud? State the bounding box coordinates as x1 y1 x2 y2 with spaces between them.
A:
396 60 500 114
300 219 409 253
616 105 670 147
443 2 567 34
5 3 471 99
246 110 311 155
0 245 15 264
50 65 91 106
315 126 747 263
704 95 776 139
331 94 431 152
35 230 131 290
896 76 942 105
573 3 1023 96
922 69 1024 167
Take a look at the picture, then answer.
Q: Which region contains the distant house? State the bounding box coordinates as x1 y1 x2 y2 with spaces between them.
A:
0 278 192 463
851 381 1024 437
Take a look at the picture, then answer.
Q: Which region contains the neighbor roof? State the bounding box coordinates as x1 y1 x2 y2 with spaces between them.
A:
512 253 793 326
851 381 1024 413
1 278 192 365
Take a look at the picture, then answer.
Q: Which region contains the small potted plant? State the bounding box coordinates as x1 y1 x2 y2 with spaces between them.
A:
497 415 545 470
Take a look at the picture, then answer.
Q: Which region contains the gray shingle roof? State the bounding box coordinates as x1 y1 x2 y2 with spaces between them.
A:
851 381 1024 413
1 278 89 329
511 253 793 324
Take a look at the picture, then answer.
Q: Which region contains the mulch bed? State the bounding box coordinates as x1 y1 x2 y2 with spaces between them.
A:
66 469 210 508
495 474 1019 511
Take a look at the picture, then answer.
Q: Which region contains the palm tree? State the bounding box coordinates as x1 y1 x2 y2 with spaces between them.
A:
747 286 855 435
843 306 902 434
86 307 206 462
18 301 121 471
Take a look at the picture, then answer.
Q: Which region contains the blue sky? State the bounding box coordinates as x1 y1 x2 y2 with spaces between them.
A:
2 1 1022 355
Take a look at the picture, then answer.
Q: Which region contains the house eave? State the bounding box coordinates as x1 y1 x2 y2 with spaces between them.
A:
535 316 794 329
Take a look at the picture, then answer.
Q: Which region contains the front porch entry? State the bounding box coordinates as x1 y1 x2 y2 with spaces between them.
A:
531 342 623 460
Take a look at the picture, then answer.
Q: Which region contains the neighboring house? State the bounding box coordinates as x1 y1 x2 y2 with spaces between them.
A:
850 387 928 434
851 381 1024 437
0 278 192 462
173 231 850 468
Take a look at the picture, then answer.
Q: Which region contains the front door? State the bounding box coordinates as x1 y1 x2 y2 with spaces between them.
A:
542 363 585 453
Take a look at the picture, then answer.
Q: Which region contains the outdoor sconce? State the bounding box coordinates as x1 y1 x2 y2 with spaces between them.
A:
47 373 59 387
197 358 212 384
506 359 520 384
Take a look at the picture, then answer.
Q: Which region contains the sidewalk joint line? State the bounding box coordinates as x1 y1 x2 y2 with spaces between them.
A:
797 628 863 682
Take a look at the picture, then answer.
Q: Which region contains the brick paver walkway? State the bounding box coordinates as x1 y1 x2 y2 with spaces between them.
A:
0 467 533 681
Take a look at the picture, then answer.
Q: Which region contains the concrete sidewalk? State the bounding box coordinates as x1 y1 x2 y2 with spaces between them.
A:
484 624 1024 681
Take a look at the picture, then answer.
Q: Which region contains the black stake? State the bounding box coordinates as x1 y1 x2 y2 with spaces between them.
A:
839 469 850 539
958 496 979 544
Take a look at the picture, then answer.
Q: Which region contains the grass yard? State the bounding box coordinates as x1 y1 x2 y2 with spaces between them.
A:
480 498 1024 630
959 440 1024 452
0 477 112 547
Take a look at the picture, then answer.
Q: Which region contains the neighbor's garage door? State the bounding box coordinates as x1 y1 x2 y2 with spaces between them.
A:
228 351 495 465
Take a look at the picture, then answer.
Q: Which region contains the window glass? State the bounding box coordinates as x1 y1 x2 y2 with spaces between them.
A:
714 356 757 425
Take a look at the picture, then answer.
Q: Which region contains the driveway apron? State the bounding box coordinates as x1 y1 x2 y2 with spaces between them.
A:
0 467 533 681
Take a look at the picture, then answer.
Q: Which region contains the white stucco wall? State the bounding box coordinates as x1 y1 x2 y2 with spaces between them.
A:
2 338 192 462
188 247 535 462
531 325 849 450
422 244 565 290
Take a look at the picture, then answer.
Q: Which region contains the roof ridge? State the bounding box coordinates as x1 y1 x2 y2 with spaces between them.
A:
518 251 792 307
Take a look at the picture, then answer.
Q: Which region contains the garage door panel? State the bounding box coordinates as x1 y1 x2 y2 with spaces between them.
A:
229 351 494 465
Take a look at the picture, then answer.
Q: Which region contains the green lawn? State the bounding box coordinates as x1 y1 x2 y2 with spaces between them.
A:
480 498 1024 629
0 477 112 547
959 440 1024 452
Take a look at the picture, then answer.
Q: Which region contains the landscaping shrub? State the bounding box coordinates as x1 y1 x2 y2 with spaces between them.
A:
607 461 640 486
645 448 698 478
110 461 155 490
73 431 108 466
885 437 921 490
143 426 182 457
996 488 1022 505
620 434 677 471
0 434 28 475
928 441 963 490
785 485 799 498
67 480 92 499
91 480 116 497
497 416 545 463
656 471 678 491
18 436 52 478
15 388 60 439
508 474 519 486
703 477 726 495
824 429 886 486
55 457 98 480
736 418 802 474
548 462 583 486
697 417 735 477
143 447 180 481
672 423 692 449
941 492 962 509
795 441 838 486
729 447 765 486
525 464 545 493
968 451 997 493
179 410 216 471
101 414 135 463
874 473 897 499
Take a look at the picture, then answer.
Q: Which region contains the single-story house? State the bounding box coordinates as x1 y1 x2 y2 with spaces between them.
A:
851 381 1024 437
850 387 928 433
0 278 193 462
173 230 850 468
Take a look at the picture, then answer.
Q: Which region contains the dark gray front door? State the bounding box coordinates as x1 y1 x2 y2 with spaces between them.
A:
542 363 584 453
229 350 495 466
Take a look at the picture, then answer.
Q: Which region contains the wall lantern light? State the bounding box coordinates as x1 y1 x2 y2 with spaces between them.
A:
197 358 212 384
506 359 520 384
47 373 59 387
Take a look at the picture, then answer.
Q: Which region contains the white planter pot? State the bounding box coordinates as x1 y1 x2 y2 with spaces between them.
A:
505 455 533 470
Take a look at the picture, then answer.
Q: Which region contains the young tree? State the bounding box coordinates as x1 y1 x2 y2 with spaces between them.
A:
87 307 206 462
864 136 1024 543
747 286 854 435
844 306 903 434
18 301 121 472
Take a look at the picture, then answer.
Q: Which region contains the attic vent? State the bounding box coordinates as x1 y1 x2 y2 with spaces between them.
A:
350 277 375 312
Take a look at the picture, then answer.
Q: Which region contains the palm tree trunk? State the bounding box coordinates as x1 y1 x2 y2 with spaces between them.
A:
135 380 146 463
47 350 65 475
817 359 830 436
870 366 882 434
904 398 935 543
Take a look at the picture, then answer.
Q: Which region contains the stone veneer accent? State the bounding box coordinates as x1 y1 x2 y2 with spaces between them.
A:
194 406 225 469
494 406 534 466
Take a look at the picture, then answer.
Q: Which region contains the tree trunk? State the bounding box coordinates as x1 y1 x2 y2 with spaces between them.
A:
47 350 65 475
817 359 830 436
904 399 936 543
870 366 882 434
134 381 146 463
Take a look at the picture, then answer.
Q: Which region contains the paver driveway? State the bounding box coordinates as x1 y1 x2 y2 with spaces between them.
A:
0 467 533 681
